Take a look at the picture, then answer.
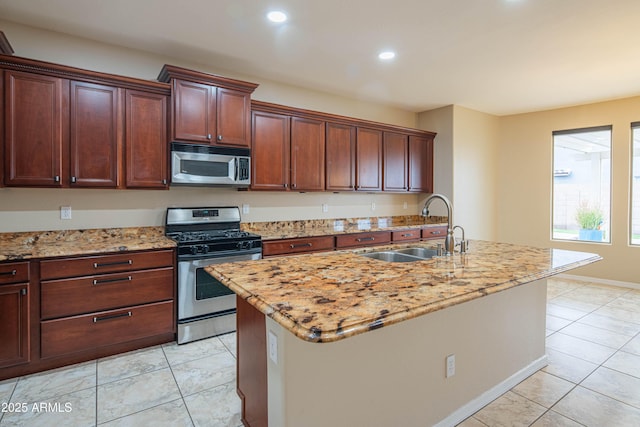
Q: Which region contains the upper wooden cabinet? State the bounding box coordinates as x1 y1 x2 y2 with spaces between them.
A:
356 128 383 191
290 117 325 191
383 132 409 192
408 135 434 193
251 111 290 190
0 54 171 189
4 70 66 187
158 64 258 148
125 90 169 189
325 122 356 191
69 81 120 187
251 103 325 192
250 100 436 193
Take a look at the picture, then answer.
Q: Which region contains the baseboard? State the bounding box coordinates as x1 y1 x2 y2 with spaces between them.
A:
556 273 640 291
433 355 548 427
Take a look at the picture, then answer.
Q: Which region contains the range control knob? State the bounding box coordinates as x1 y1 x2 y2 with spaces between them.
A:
200 245 210 254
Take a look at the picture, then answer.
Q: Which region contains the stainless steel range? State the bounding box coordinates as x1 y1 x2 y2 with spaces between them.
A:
165 206 262 344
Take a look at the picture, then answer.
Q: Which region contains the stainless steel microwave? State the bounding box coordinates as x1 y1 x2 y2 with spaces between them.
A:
170 142 251 187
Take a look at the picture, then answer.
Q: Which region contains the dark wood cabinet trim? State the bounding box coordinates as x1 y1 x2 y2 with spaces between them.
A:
0 54 169 95
158 64 258 93
252 100 436 139
0 31 14 55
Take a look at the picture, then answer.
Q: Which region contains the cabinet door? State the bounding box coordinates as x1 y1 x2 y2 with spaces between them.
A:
291 117 325 191
70 81 120 187
125 89 168 188
217 88 251 147
325 122 356 191
383 132 408 191
0 283 29 368
251 111 290 190
355 128 382 191
408 135 434 193
4 70 66 187
173 79 216 143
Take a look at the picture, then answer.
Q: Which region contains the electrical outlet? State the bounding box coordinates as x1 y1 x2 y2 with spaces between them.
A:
403 201 408 209
371 202 376 211
60 206 72 220
322 203 329 213
242 204 250 214
268 330 278 364
446 354 455 378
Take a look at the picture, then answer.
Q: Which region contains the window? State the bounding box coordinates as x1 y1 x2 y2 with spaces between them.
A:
632 123 640 245
552 126 611 243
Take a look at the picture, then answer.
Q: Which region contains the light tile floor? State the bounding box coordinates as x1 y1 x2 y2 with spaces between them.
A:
0 277 638 426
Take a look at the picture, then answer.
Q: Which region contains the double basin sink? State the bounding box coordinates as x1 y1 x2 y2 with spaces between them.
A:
361 247 439 263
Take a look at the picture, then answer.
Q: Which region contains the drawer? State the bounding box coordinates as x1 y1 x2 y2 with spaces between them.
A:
41 267 174 319
263 236 335 256
0 262 29 285
40 300 175 359
422 226 448 240
40 249 175 280
391 229 421 242
335 231 391 248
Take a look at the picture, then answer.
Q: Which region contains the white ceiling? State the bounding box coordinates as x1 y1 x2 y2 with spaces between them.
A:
2 0 640 116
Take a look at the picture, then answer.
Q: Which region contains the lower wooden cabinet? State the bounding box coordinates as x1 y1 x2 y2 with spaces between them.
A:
0 281 30 369
392 229 421 242
335 231 391 248
422 226 448 240
0 249 176 381
262 236 334 257
41 300 174 359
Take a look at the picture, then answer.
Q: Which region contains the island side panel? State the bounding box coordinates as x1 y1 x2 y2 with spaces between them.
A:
237 296 268 427
266 279 547 427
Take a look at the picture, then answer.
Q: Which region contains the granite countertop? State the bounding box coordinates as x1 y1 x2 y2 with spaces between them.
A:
241 215 447 240
0 227 176 261
207 240 601 343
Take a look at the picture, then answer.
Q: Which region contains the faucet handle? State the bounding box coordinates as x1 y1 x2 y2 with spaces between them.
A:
436 243 444 257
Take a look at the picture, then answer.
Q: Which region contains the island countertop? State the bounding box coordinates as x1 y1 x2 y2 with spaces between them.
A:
206 239 601 343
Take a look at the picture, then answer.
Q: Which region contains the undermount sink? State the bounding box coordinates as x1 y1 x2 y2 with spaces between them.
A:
360 248 438 263
394 248 439 259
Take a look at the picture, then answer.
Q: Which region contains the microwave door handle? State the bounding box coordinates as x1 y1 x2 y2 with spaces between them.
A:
234 158 239 181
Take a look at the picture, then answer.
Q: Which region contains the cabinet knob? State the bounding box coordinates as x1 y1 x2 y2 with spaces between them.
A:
217 135 223 141
207 133 212 140
162 179 167 185
54 175 60 183
71 176 77 183
284 183 288 188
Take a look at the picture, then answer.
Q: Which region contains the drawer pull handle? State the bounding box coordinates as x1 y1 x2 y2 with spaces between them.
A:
93 311 132 323
290 243 313 249
401 233 414 237
0 269 17 276
430 231 442 235
92 276 132 285
356 237 375 242
93 260 133 269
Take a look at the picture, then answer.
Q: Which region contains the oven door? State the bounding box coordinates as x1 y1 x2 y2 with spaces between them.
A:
177 252 261 320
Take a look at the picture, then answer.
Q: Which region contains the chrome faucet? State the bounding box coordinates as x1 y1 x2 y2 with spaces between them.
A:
421 194 455 255
453 225 468 254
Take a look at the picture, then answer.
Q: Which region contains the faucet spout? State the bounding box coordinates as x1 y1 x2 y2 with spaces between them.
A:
421 194 455 255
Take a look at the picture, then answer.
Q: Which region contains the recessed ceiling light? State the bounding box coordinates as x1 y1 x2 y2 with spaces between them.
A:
267 10 287 23
378 51 396 61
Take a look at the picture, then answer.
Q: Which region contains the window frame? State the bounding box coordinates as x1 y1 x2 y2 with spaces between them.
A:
551 125 612 244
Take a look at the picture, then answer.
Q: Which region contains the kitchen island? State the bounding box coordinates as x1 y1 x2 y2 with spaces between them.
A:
207 240 601 427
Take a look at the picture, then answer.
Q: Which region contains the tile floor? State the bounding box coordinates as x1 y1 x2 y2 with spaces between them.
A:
0 277 639 426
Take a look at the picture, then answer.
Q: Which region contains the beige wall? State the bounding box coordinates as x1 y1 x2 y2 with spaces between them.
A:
0 21 421 232
498 97 640 283
417 105 499 241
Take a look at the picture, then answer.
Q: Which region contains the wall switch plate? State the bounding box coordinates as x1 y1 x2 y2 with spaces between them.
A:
268 330 278 364
322 203 329 213
242 204 250 214
446 354 455 378
60 206 72 220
